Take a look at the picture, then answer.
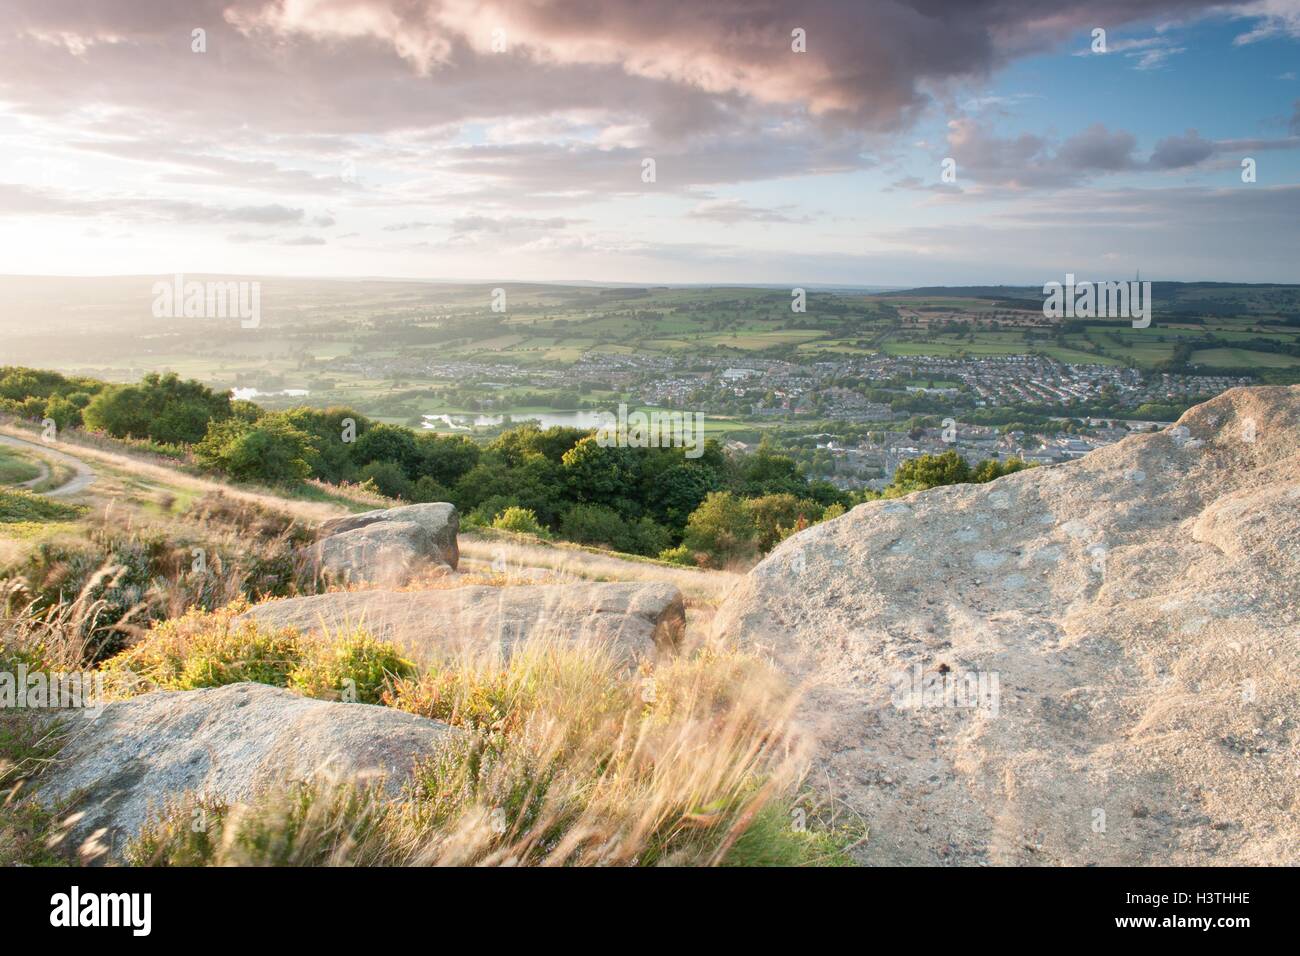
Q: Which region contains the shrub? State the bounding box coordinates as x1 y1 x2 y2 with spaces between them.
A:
194 418 315 484
101 605 304 694
681 491 757 569
288 630 416 705
744 494 822 552
558 502 624 548
356 460 413 500
658 544 696 567
491 506 546 537
0 489 82 524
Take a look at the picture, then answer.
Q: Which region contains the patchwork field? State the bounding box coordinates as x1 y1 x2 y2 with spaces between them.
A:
3 278 1298 426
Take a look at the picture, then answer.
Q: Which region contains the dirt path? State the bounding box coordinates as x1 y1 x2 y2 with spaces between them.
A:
0 433 96 497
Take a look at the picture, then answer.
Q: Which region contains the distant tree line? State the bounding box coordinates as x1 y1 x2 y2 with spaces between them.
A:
0 367 1034 569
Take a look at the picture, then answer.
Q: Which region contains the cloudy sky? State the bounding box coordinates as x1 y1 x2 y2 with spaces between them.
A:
1 0 1298 285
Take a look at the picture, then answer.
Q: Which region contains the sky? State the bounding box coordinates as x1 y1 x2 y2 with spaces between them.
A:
0 0 1298 286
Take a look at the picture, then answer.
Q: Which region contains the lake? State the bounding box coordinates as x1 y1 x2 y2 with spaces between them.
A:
422 410 611 431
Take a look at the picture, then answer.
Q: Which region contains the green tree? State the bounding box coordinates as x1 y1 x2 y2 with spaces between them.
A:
273 406 369 482
357 460 413 499
83 372 231 445
886 450 972 497
353 423 419 476
195 418 314 483
681 491 758 569
735 438 808 497
414 432 481 486
972 457 1031 483
646 463 721 529
560 437 639 507
744 494 823 552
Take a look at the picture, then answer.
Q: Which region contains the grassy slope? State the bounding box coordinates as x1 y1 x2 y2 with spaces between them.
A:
0 434 849 866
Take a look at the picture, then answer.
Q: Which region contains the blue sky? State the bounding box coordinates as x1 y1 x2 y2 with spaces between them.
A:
0 1 1296 286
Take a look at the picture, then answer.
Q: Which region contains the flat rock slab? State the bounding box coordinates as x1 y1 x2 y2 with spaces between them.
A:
241 582 686 663
37 682 456 860
714 385 1300 867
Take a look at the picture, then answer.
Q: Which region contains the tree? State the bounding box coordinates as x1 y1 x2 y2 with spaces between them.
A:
561 437 638 507
83 372 231 445
489 424 586 466
972 457 1031 483
353 423 419 476
886 450 972 497
194 418 314 483
681 492 758 568
647 463 722 529
735 438 808 497
454 453 564 525
414 432 481 486
357 460 413 499
744 494 823 552
273 406 369 482
558 503 670 556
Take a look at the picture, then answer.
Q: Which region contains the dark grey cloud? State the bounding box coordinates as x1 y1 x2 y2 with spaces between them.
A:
946 119 1298 187
0 1 1246 140
1149 130 1217 169
1057 124 1139 172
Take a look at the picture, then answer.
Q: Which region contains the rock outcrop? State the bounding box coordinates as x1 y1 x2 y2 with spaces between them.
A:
241 581 686 663
38 682 456 859
714 386 1300 866
316 502 459 586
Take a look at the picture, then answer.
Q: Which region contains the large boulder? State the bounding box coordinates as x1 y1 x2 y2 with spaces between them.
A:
37 682 457 861
316 502 459 586
240 581 685 663
713 386 1300 866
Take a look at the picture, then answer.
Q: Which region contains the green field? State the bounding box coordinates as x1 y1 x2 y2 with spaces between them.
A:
1190 348 1300 368
5 278 1299 427
0 446 42 485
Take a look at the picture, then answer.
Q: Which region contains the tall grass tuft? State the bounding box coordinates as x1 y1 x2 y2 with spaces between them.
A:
127 630 845 866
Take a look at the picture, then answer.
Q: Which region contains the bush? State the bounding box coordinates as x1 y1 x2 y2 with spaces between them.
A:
195 418 315 484
491 506 546 536
82 372 230 445
558 502 625 548
681 492 757 568
0 489 82 524
410 476 453 503
288 631 417 705
744 494 822 552
356 460 412 500
102 606 304 693
658 544 696 566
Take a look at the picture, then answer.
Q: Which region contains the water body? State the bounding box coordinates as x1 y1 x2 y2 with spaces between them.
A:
422 410 610 431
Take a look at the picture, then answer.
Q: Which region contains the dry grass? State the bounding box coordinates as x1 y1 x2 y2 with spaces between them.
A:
122 624 848 866
459 531 740 604
0 421 349 525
